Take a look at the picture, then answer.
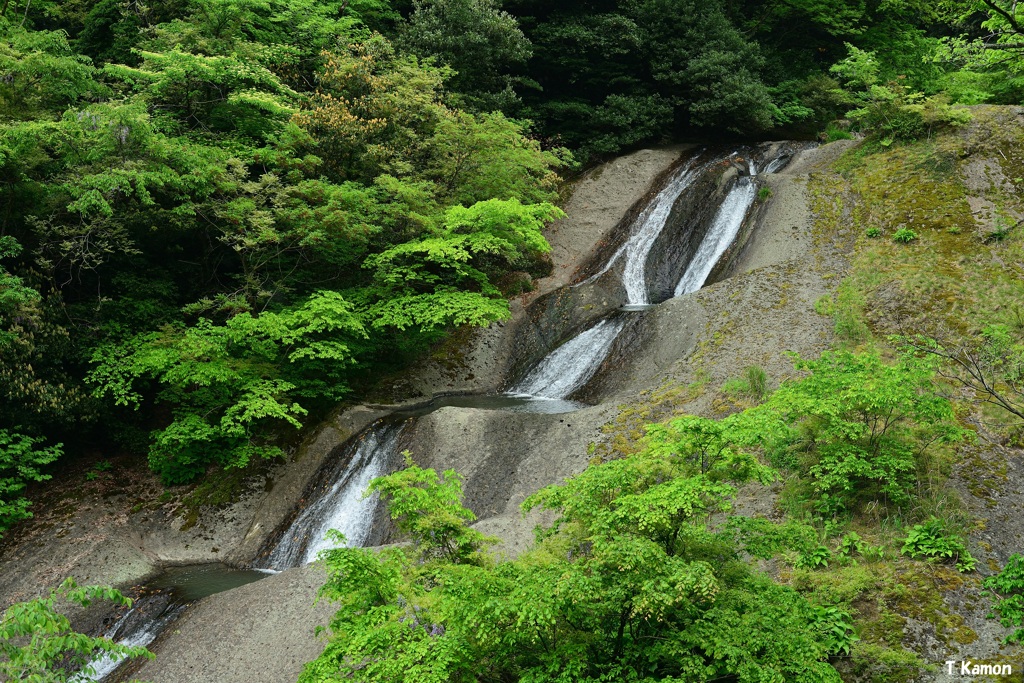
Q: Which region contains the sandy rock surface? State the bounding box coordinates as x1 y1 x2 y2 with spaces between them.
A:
121 564 333 683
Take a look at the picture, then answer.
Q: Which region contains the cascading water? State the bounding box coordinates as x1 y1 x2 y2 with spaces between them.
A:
75 564 264 681
673 177 758 296
581 158 700 295
507 151 738 402
507 318 627 399
614 160 700 305
257 421 404 571
75 602 186 682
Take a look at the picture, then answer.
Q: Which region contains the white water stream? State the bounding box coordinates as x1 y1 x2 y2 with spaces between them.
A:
616 160 701 305
258 422 404 570
673 177 758 296
73 602 186 682
507 318 627 399
509 150 744 401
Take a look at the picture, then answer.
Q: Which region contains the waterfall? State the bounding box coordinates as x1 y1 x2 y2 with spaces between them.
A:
73 599 186 682
507 318 626 399
674 177 758 297
258 422 404 570
580 158 699 295
617 160 701 306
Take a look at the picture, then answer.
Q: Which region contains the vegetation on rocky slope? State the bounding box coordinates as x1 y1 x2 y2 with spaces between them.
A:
4 1 1024 681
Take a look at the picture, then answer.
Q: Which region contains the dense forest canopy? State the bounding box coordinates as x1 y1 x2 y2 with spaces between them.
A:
0 0 1021 521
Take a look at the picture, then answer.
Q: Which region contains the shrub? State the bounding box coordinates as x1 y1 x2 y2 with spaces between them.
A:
0 578 153 681
901 517 976 572
982 553 1024 644
865 227 882 238
893 227 918 243
824 123 854 142
747 350 966 518
722 365 769 401
757 186 774 200
796 545 832 569
816 280 869 344
0 431 62 536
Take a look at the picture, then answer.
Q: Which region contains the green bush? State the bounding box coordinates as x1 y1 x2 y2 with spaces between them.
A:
722 365 770 401
815 280 870 344
982 553 1024 644
0 431 62 536
824 123 855 142
893 227 918 243
865 227 882 238
0 578 153 681
796 545 833 569
901 518 975 572
745 350 966 518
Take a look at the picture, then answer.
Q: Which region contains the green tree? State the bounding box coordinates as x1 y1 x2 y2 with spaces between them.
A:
0 578 152 681
302 438 848 682
0 23 108 119
398 0 532 110
88 291 367 484
746 350 968 517
0 430 61 535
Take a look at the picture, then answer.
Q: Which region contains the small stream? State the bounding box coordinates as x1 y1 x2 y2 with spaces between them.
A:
78 564 266 681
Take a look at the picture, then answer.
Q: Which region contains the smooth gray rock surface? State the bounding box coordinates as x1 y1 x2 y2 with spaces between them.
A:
121 564 332 683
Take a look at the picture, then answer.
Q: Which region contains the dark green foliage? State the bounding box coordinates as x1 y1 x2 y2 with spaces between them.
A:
983 553 1024 644
398 0 531 110
506 0 779 157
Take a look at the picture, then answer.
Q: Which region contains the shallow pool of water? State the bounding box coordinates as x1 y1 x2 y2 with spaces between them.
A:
146 563 268 602
393 393 586 417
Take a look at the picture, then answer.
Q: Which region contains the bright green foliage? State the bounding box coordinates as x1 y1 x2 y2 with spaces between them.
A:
901 517 976 572
364 199 562 331
302 436 849 682
104 48 299 139
983 553 1024 644
831 44 971 143
0 24 108 119
0 430 61 535
892 227 919 242
89 291 366 483
746 350 967 517
897 325 1024 423
0 578 152 681
797 545 834 569
367 454 495 564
